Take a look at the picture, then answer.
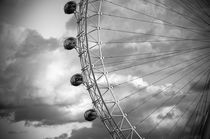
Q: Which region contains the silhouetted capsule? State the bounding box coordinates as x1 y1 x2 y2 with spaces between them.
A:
70 74 83 86
64 1 77 14
84 109 97 121
64 37 77 50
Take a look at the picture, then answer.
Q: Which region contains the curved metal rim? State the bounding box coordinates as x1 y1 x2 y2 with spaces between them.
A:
77 0 143 138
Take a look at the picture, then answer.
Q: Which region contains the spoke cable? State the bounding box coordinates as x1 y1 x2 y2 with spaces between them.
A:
119 54 210 103
98 46 210 67
146 70 209 138
168 91 205 137
108 47 210 73
102 46 210 59
101 13 207 35
103 0 208 31
113 52 210 87
135 64 209 127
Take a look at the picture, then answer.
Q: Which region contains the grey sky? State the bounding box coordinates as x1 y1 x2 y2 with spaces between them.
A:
0 0 210 139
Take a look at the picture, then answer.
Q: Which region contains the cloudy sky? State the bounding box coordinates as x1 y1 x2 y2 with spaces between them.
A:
0 0 210 139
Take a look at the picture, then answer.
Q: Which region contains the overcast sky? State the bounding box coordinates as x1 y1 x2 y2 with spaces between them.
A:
0 0 210 139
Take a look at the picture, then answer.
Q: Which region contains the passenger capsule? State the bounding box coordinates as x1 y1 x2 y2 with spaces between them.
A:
64 1 77 14
84 109 97 121
64 37 77 50
70 74 83 86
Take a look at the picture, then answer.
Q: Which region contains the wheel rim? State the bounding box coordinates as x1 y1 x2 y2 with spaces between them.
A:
72 0 210 139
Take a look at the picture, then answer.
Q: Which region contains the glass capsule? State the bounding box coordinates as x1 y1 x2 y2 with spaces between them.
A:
84 109 97 121
64 37 77 50
70 74 83 86
64 1 77 14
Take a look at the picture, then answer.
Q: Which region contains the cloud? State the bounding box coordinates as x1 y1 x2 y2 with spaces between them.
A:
69 120 110 139
98 73 148 87
65 17 77 31
45 133 69 139
0 119 91 139
98 73 175 95
124 42 154 53
189 80 210 92
151 106 183 128
0 22 92 127
8 130 27 135
44 120 108 139
0 0 29 24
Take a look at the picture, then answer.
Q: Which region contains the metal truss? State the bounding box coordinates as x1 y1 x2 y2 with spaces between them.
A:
76 0 143 138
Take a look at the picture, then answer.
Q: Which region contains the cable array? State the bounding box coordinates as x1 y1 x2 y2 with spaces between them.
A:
85 0 210 138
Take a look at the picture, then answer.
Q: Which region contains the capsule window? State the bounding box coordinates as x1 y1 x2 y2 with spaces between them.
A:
64 37 77 50
64 1 77 14
70 74 83 86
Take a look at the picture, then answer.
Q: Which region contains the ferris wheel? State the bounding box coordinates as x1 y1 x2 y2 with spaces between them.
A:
63 0 210 139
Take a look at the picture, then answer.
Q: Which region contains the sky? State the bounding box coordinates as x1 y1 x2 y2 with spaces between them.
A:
0 0 210 139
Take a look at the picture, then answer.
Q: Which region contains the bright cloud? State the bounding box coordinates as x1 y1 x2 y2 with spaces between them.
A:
150 105 183 129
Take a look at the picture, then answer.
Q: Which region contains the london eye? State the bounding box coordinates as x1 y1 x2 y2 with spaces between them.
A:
63 0 210 138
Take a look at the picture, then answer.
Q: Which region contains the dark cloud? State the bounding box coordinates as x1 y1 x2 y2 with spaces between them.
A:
69 120 110 139
190 80 210 92
45 133 69 139
44 120 110 139
0 0 31 25
52 133 68 139
13 105 83 125
8 130 26 135
65 17 77 31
